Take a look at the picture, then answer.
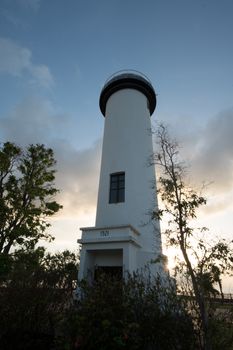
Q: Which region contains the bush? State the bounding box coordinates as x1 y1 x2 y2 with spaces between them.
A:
0 248 78 350
59 273 195 350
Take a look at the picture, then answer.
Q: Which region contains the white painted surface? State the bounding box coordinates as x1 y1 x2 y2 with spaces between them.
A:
79 225 140 245
78 225 140 279
78 81 163 281
93 250 123 266
96 89 161 254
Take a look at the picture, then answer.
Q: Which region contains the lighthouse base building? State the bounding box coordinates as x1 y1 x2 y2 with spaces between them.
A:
78 71 165 281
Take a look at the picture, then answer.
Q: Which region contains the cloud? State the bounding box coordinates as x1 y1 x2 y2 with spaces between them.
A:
1 1 40 27
191 109 233 192
2 0 41 12
0 37 54 88
0 38 31 76
157 109 233 214
18 0 41 11
0 96 58 145
1 9 27 28
29 64 54 88
1 94 232 250
54 139 101 217
0 95 101 218
158 109 233 192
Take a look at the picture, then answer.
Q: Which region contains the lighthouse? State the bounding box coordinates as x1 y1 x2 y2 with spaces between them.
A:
78 71 164 280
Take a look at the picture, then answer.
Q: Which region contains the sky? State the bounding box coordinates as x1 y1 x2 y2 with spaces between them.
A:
0 0 233 290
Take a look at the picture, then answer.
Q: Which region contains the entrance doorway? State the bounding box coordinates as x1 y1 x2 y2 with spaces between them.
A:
94 266 123 281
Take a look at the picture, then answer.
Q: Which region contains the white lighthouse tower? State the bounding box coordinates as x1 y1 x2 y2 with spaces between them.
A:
78 71 163 280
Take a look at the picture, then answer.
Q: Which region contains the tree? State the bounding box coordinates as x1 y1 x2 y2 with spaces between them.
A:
152 124 233 350
61 273 195 350
0 247 78 350
0 142 62 254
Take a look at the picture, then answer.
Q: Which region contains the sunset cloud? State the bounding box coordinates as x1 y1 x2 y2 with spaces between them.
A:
191 109 233 192
156 108 233 215
0 95 101 218
55 139 101 217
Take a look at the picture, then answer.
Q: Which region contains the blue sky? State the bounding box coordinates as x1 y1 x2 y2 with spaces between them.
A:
0 0 233 288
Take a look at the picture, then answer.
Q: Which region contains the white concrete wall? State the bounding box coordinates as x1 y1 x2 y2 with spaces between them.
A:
95 88 162 256
78 242 139 280
93 249 122 266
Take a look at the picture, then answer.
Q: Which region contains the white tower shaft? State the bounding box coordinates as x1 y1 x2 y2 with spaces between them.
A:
96 88 161 253
78 72 163 280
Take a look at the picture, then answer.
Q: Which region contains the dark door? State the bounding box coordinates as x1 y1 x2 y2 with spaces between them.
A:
94 266 122 281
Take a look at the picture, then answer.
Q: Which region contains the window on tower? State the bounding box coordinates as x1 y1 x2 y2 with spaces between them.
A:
109 172 125 203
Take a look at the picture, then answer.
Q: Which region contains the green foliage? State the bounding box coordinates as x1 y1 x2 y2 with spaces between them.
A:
153 124 233 350
1 250 231 350
210 305 233 350
59 274 195 350
0 248 78 350
0 142 62 254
